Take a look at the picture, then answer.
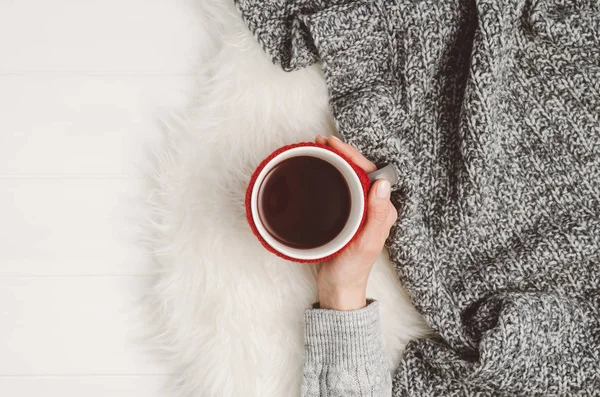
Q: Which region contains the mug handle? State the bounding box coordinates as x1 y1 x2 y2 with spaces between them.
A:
367 164 399 186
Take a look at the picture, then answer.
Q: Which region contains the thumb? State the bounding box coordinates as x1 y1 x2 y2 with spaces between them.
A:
350 179 397 258
359 179 397 246
366 179 392 226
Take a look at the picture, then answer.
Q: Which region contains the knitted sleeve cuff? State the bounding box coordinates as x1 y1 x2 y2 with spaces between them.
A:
235 0 391 75
298 0 392 98
304 300 387 369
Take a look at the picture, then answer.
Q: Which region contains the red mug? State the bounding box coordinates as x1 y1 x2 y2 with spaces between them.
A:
245 142 398 263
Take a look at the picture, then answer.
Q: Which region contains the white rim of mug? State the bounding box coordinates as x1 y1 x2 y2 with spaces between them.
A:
250 146 365 260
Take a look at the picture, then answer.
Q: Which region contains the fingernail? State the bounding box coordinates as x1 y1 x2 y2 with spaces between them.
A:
376 180 391 198
316 134 324 141
330 136 342 142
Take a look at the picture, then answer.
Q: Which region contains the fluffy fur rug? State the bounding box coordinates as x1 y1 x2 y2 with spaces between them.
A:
143 1 428 396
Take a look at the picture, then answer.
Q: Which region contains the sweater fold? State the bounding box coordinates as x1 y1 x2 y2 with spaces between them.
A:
236 0 600 395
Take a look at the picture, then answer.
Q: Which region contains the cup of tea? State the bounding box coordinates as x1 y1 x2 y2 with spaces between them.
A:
245 142 398 263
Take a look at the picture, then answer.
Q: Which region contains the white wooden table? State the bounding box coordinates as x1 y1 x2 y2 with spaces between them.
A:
0 1 205 395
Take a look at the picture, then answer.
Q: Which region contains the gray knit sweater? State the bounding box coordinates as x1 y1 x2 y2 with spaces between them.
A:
236 0 600 395
303 300 391 396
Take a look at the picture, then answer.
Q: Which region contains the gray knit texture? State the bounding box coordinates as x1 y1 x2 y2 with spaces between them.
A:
236 0 600 395
304 300 391 396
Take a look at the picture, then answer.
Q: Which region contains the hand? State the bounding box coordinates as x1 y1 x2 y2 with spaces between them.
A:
314 135 398 311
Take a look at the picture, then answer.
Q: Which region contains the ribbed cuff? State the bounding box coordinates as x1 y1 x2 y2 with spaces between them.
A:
304 300 386 368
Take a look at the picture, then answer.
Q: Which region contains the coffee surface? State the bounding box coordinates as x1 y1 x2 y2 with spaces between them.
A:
258 156 351 249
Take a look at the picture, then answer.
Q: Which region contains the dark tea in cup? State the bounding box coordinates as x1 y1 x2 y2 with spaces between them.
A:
257 156 351 249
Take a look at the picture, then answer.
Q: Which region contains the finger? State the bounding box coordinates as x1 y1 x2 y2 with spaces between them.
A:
356 179 393 254
327 136 377 172
315 135 328 145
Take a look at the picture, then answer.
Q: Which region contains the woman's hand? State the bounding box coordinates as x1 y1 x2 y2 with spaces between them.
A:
315 135 398 311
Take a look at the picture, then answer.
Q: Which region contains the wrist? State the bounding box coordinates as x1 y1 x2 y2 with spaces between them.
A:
318 285 367 311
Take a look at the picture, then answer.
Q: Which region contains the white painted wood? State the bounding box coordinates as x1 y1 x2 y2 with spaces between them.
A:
0 0 205 74
0 75 194 175
0 376 169 397
0 178 152 276
0 0 208 392
0 277 166 375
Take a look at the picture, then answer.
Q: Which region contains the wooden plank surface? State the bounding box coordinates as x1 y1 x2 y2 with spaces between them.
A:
0 0 206 394
0 277 165 375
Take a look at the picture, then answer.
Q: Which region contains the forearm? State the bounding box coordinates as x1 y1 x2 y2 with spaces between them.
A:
302 300 391 396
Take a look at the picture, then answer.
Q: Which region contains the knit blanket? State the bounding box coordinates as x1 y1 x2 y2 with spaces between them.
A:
235 0 600 395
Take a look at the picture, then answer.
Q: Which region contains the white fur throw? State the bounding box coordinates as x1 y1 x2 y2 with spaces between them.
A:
143 1 428 396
